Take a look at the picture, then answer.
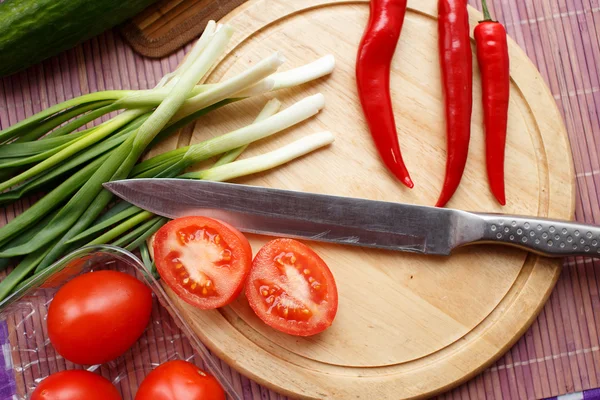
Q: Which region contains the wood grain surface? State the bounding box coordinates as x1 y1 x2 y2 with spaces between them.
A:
146 0 575 398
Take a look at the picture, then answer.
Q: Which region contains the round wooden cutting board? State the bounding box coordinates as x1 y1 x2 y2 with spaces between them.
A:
153 0 575 398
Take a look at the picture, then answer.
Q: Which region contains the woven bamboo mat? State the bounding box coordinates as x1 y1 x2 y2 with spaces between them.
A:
0 0 599 399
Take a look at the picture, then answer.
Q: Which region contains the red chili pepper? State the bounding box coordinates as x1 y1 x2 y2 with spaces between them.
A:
436 0 473 207
475 0 510 206
356 0 414 189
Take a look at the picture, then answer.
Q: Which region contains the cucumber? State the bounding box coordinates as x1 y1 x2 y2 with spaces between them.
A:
0 0 159 77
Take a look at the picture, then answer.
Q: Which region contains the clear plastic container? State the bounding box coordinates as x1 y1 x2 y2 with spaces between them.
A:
0 245 243 400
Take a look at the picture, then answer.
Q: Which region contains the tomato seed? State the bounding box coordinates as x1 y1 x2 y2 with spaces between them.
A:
220 249 232 261
274 252 297 267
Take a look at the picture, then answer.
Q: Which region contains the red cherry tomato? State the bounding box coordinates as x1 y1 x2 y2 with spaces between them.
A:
31 370 121 400
47 270 152 365
153 216 252 310
246 239 338 336
135 360 225 400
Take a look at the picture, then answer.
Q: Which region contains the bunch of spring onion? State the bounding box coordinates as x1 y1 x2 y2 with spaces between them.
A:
0 21 336 300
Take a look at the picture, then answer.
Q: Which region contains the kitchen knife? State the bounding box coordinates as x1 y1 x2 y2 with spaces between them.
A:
104 179 600 258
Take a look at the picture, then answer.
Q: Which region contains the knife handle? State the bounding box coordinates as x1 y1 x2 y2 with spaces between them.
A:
477 214 600 258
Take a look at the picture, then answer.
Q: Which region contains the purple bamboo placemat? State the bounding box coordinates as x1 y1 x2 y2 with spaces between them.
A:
0 0 599 399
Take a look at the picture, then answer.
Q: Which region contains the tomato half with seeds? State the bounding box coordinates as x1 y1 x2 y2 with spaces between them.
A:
154 216 252 310
246 239 338 336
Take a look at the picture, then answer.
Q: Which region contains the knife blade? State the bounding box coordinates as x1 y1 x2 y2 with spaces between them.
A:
103 179 600 258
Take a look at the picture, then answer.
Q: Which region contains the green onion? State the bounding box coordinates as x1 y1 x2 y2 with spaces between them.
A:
139 241 158 279
0 91 130 144
0 109 148 191
72 97 282 244
0 129 93 158
173 53 285 121
184 131 335 181
0 27 233 258
177 93 325 168
87 211 154 246
270 54 335 90
0 118 145 204
25 27 235 270
154 21 217 89
44 102 122 140
0 153 111 246
214 98 282 167
67 99 281 245
0 22 336 301
123 217 166 251
113 217 163 248
16 100 114 144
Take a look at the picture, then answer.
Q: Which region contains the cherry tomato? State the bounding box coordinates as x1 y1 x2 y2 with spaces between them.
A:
246 239 338 336
153 216 252 310
31 370 121 400
135 360 225 400
47 270 152 365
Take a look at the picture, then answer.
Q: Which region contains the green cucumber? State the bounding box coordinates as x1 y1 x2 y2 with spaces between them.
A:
0 0 159 77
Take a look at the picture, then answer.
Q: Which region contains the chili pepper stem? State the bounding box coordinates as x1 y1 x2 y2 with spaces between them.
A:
481 0 493 21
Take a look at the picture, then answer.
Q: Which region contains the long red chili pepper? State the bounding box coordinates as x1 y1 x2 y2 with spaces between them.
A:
436 0 473 207
475 0 510 206
356 0 414 188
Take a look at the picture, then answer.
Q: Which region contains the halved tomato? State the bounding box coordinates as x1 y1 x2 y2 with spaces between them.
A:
246 239 338 336
154 216 252 310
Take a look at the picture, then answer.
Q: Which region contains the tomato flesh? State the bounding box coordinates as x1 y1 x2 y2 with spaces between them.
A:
246 239 338 336
31 370 121 400
47 270 153 366
154 217 252 310
135 360 225 400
